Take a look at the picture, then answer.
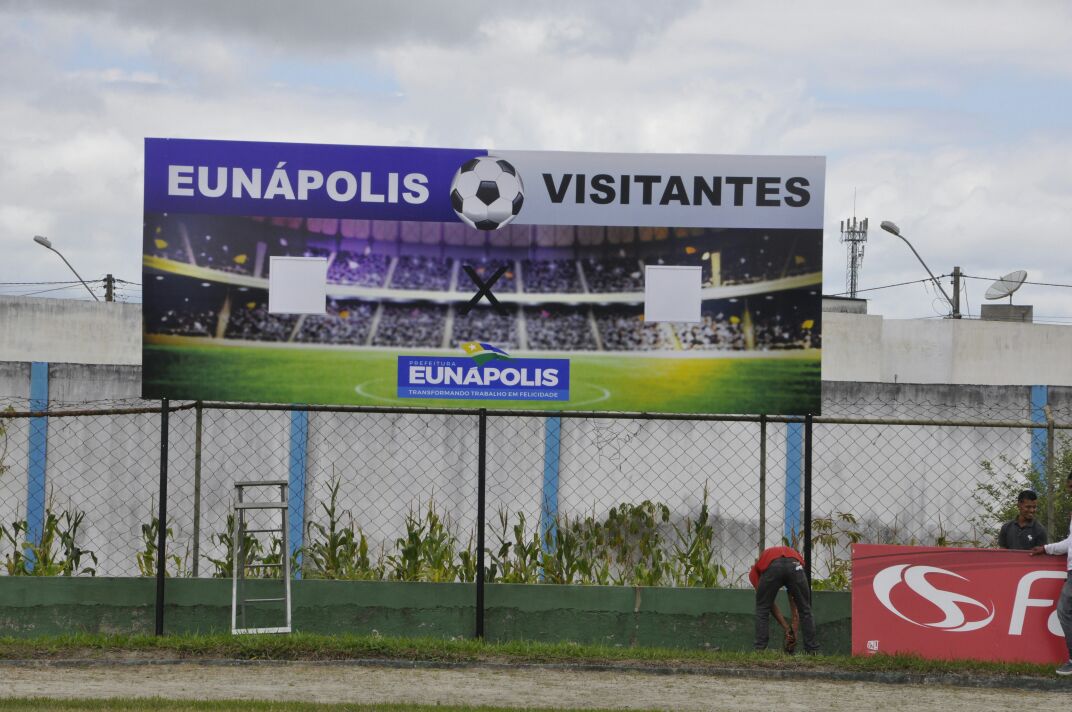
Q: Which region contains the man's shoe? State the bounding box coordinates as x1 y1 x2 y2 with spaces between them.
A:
1056 660 1072 676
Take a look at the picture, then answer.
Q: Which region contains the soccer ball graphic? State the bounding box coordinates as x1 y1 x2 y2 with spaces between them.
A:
449 156 524 230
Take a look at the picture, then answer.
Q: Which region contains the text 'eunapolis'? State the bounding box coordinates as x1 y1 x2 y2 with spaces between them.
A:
167 164 430 204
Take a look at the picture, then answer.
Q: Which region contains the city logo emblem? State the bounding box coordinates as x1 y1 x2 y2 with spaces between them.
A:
449 156 525 230
461 341 511 366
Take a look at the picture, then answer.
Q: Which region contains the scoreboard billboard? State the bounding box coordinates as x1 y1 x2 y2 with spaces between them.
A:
142 138 824 414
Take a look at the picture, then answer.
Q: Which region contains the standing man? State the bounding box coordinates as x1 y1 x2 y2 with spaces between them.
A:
1031 472 1072 676
999 489 1048 550
749 545 819 654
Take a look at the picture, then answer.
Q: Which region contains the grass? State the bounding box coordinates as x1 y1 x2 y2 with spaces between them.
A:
142 342 820 414
0 632 1057 679
0 701 637 712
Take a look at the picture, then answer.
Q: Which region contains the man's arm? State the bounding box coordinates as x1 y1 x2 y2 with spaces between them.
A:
770 602 791 632
1032 536 1069 556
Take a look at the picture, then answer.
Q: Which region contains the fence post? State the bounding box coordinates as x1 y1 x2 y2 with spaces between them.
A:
803 414 813 581
191 401 203 577
155 398 169 636
758 415 767 553
475 408 487 639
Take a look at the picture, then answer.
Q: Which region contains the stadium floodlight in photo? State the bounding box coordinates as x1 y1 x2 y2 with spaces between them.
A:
268 257 327 315
644 266 701 323
142 138 825 415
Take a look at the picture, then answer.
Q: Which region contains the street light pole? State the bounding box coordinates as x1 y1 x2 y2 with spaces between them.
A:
879 221 958 318
32 235 100 302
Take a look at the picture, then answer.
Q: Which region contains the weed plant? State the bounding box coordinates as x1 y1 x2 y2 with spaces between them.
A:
974 435 1072 543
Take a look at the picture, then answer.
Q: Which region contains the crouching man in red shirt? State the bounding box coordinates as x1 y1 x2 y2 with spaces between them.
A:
748 545 819 654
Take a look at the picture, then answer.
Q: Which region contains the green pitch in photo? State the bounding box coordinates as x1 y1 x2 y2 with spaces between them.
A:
143 338 820 414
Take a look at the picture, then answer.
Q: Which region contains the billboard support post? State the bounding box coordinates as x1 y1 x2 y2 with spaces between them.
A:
803 413 813 581
155 398 169 636
758 415 767 553
191 401 202 577
475 408 487 639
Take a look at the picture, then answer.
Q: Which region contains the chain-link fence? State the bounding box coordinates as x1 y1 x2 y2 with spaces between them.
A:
1 398 1070 592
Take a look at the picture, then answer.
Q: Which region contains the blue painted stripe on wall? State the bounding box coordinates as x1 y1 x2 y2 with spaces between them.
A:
27 362 49 569
1030 385 1048 484
540 416 562 556
288 410 309 579
784 420 803 544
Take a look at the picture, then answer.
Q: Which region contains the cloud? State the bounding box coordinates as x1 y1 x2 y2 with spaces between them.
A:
0 0 1069 324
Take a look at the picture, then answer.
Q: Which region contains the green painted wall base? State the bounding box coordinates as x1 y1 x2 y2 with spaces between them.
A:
0 578 851 654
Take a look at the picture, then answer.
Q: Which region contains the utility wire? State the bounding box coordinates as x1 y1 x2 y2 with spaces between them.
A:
829 276 936 297
0 280 87 286
962 274 1072 289
14 284 101 297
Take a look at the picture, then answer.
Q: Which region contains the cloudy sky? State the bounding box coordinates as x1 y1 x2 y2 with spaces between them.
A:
1 0 1069 321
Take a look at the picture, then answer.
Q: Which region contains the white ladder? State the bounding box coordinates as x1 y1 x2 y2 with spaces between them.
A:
231 480 292 635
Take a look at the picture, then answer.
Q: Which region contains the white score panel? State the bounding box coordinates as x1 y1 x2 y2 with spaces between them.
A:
644 265 701 323
268 257 328 315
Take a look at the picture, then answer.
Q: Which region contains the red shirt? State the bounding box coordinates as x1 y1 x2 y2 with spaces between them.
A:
748 546 805 588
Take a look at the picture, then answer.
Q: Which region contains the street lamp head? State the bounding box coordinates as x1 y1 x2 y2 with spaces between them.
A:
879 221 901 237
33 235 52 249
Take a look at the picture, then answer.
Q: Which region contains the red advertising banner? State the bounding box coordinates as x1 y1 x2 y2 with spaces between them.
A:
852 544 1068 662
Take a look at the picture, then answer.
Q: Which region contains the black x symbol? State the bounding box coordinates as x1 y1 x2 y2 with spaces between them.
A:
459 264 509 316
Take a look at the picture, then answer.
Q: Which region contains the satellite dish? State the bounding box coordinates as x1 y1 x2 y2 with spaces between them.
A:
984 270 1028 301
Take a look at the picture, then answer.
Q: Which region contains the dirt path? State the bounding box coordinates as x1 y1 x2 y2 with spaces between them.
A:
0 662 1066 711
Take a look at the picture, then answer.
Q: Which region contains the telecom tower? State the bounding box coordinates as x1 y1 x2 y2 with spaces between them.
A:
840 216 868 298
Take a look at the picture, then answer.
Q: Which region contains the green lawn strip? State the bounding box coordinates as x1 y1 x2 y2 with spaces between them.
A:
143 343 820 414
0 700 636 712
0 633 1053 679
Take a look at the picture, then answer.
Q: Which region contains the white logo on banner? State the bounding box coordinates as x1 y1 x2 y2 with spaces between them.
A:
873 564 995 632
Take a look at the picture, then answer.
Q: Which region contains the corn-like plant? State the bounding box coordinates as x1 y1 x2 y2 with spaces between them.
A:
301 476 384 580
0 495 97 576
541 512 610 585
135 515 188 577
671 486 726 588
456 533 479 583
207 512 264 579
489 509 543 584
389 500 461 582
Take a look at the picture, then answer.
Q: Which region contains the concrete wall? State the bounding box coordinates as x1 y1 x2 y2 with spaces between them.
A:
822 312 1072 386
0 296 140 366
4 295 1072 386
0 577 852 653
